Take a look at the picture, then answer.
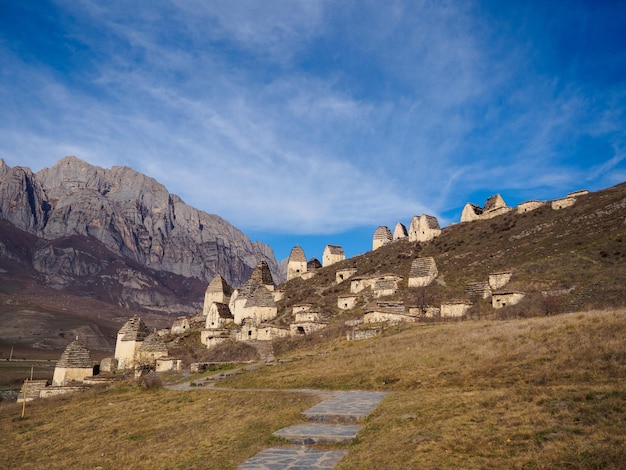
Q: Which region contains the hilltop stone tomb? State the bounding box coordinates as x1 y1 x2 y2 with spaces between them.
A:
287 245 307 280
408 214 442 242
461 194 512 222
393 222 408 240
323 245 346 267
517 200 546 213
372 226 393 250
551 197 576 210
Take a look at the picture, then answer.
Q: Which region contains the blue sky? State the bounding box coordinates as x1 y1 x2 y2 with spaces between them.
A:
1 1 625 262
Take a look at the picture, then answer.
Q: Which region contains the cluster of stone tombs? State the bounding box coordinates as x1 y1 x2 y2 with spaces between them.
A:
336 258 525 340
199 261 329 350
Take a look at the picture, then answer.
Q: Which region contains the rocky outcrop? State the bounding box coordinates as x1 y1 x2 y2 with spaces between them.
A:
0 157 283 288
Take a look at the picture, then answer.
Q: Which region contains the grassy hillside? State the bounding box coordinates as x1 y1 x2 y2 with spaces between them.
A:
2 308 624 469
275 182 626 323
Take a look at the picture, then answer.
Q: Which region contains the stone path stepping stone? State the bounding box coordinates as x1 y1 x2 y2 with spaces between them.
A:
273 423 362 445
302 391 388 423
238 390 388 469
238 448 347 469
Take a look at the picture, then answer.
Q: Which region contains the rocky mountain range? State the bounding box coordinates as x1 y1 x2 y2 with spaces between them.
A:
0 156 283 317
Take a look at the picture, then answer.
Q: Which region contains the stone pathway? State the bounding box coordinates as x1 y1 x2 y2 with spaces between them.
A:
164 370 388 468
238 390 388 469
238 448 347 470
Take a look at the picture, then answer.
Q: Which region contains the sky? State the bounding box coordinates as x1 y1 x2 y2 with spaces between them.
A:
1 1 625 262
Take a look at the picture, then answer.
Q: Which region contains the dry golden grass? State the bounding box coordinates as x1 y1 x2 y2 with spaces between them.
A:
222 309 626 468
0 384 318 469
1 309 624 469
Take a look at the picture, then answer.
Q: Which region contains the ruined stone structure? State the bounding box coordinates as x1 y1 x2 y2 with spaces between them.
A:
372 226 393 250
99 357 118 373
374 277 400 298
350 275 402 297
290 310 327 336
440 301 472 318
308 258 322 271
135 332 169 370
461 194 511 222
517 200 546 213
408 214 441 242
52 339 93 386
114 316 150 370
489 271 513 290
408 257 438 287
336 268 357 284
568 189 589 198
156 357 183 372
323 245 345 267
362 302 414 325
235 319 289 341
338 295 358 310
171 317 190 335
202 275 233 315
292 304 312 314
408 306 441 318
346 326 383 341
363 310 416 325
461 203 484 222
287 246 307 281
492 292 525 309
551 197 576 210
200 329 230 349
393 222 408 240
464 281 492 299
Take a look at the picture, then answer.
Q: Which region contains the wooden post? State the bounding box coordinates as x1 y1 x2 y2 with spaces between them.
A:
21 379 28 418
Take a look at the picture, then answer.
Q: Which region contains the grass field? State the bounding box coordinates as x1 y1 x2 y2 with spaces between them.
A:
1 308 624 469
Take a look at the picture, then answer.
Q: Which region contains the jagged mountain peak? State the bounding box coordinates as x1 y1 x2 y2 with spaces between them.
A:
0 157 283 302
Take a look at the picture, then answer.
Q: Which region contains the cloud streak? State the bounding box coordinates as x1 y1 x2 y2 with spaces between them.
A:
0 0 624 258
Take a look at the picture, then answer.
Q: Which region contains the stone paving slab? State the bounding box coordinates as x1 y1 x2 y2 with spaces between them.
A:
302 391 388 423
273 423 362 445
238 448 348 469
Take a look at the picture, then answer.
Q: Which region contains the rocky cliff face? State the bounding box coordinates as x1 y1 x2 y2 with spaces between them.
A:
0 156 284 315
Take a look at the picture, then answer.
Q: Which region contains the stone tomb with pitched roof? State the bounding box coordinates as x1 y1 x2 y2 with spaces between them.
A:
114 316 150 370
135 332 169 372
323 245 345 267
372 226 393 250
52 339 94 386
287 245 308 280
393 221 408 240
408 257 438 287
202 274 233 316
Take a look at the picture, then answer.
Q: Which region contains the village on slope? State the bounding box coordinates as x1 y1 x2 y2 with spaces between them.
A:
19 188 591 402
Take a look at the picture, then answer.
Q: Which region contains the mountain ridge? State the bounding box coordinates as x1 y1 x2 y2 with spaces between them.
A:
0 156 282 287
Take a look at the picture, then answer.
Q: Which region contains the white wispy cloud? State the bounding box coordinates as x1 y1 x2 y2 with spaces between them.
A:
0 0 624 243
